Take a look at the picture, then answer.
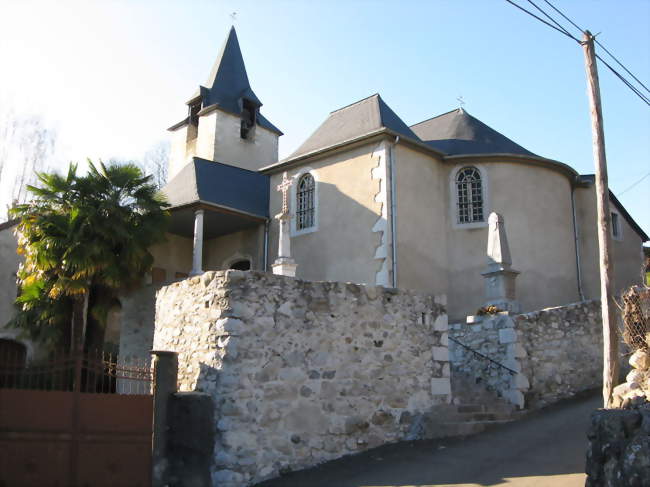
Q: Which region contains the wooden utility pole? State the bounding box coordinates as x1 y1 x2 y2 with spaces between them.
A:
581 30 619 407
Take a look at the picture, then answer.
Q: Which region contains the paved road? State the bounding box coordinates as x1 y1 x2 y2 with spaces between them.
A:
256 393 600 487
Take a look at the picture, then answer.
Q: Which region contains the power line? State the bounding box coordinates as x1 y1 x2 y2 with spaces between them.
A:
618 172 650 196
596 53 650 106
504 0 650 106
541 0 584 34
503 0 578 42
525 0 575 39
541 0 650 95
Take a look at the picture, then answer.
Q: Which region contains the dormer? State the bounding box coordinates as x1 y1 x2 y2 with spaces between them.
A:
167 27 282 179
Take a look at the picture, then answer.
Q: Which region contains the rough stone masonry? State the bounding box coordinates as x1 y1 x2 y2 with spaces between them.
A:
153 270 449 486
450 300 603 409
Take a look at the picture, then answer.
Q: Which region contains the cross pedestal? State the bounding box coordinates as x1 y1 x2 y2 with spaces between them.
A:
272 172 298 277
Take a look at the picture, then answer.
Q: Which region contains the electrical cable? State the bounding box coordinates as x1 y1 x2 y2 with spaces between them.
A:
505 0 650 106
618 172 650 196
541 0 650 95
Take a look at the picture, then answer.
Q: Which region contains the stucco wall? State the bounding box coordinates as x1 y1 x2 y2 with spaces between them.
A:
150 232 194 280
119 285 159 362
203 226 265 271
168 125 191 181
268 142 384 285
153 271 449 487
575 185 645 301
394 145 449 297
0 223 27 353
0 224 19 330
444 160 580 320
197 110 279 171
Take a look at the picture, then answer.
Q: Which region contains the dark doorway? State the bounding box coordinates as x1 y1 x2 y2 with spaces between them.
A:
229 260 251 271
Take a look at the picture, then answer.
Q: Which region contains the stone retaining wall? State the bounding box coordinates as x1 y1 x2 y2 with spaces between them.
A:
153 271 449 487
585 406 650 486
450 300 603 409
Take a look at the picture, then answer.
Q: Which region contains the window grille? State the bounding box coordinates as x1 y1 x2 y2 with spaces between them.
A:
297 174 315 230
456 167 484 224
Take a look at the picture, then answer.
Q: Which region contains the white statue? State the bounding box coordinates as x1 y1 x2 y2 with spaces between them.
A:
481 212 520 312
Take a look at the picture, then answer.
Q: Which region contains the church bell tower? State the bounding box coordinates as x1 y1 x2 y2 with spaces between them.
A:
167 27 282 179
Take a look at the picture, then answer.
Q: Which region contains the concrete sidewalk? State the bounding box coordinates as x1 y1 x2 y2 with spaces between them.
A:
256 392 600 487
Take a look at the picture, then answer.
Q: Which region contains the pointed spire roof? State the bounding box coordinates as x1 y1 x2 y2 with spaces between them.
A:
410 108 536 157
181 27 281 135
199 26 261 111
285 94 421 161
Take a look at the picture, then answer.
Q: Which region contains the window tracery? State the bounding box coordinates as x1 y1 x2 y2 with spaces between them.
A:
456 167 484 224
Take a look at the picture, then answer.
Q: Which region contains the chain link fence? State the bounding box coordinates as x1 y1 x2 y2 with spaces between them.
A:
619 285 650 352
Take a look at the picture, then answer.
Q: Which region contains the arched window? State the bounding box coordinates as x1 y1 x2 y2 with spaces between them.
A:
456 167 484 224
296 173 315 230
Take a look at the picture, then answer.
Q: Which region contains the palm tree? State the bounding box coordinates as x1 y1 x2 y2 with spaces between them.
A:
10 161 169 352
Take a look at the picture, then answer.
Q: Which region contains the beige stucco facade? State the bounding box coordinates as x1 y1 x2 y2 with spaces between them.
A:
264 137 646 321
576 186 645 300
0 223 20 331
203 225 266 271
268 142 385 285
169 108 279 180
441 159 580 319
394 145 449 298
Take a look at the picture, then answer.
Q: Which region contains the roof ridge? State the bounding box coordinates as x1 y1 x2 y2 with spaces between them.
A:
410 108 462 128
329 93 380 114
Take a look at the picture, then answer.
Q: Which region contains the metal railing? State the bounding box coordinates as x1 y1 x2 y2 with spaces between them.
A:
0 347 152 395
449 336 518 376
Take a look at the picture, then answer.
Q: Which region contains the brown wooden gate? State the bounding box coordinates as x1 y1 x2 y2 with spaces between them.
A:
0 349 153 487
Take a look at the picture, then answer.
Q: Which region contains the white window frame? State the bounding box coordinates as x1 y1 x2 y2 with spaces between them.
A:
290 167 319 236
611 209 623 241
449 163 489 229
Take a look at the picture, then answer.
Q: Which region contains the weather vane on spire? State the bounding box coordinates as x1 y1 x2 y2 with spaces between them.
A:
456 96 466 109
230 11 237 23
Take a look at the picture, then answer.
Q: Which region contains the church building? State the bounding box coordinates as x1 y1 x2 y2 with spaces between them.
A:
0 26 647 344
151 26 647 321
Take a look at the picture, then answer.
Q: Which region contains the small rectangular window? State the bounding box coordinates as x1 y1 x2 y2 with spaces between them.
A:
611 212 621 239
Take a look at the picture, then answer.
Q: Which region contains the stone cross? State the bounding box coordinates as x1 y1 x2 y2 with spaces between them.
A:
277 171 293 215
272 171 297 277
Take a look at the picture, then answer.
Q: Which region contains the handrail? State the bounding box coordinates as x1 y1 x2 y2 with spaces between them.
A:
448 336 518 375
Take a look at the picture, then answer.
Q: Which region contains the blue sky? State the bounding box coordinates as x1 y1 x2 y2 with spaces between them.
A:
0 0 648 236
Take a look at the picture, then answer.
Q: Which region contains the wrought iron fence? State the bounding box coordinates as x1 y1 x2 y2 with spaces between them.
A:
0 348 153 395
619 285 650 352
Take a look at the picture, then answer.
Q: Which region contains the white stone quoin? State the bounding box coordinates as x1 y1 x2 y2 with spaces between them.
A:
190 209 204 276
481 212 520 313
272 172 298 277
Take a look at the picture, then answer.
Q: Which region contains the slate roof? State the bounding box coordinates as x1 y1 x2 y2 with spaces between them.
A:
176 27 281 135
285 94 421 160
162 157 269 218
410 108 536 157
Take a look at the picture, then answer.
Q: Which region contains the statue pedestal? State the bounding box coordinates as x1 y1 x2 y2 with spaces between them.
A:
481 265 520 313
272 211 298 277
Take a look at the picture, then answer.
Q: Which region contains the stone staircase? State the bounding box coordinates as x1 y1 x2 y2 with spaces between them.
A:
438 370 526 437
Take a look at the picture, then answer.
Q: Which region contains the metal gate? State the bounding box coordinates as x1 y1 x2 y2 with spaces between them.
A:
0 348 153 487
